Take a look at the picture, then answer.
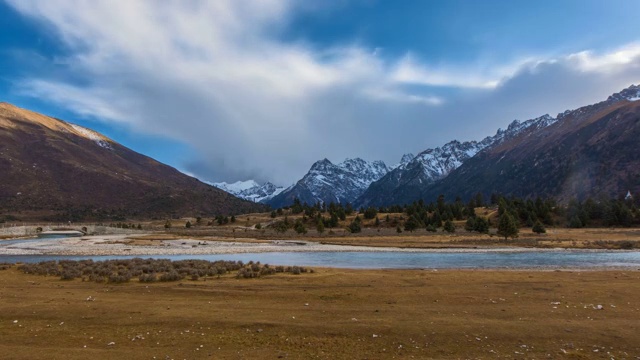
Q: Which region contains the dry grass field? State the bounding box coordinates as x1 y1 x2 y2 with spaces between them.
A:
1 266 639 359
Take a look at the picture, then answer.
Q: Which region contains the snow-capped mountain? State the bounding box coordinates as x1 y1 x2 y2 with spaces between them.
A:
392 153 415 170
358 84 640 206
213 180 284 203
355 115 558 207
266 158 390 208
419 84 640 202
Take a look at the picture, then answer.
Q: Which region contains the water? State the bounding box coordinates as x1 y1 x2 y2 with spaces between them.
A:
2 250 640 269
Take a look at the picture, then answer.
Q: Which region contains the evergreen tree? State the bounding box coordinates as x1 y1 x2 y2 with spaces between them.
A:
465 217 476 231
316 218 325 234
443 220 455 233
185 221 192 228
348 216 362 233
294 219 307 234
363 207 378 219
473 217 490 234
497 213 519 240
532 220 546 234
404 215 420 232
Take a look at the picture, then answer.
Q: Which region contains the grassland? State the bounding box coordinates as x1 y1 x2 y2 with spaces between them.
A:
0 265 639 359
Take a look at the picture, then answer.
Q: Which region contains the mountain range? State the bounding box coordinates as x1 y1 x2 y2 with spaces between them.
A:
0 102 266 220
419 85 640 202
255 84 640 208
2 84 638 217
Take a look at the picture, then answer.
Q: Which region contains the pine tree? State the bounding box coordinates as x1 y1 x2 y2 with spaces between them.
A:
532 220 546 234
443 220 455 233
473 217 490 234
316 218 325 234
465 217 476 231
497 213 518 240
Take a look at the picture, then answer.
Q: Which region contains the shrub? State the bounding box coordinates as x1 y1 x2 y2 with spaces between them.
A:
139 273 157 282
160 271 183 282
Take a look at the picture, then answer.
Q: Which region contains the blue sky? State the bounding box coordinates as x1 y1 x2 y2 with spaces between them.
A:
2 0 640 185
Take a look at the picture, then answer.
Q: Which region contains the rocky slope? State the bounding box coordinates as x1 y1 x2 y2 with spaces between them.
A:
0 102 266 220
419 84 640 203
355 114 558 207
266 158 389 208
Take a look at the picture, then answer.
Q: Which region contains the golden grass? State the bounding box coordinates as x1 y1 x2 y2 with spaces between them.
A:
0 267 639 359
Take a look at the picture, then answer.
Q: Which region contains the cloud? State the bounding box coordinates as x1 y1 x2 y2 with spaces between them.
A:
5 0 640 185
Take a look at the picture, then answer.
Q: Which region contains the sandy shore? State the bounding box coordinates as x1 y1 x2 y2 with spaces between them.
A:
0 233 579 256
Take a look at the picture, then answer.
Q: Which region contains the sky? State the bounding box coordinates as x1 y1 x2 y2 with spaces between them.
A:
2 0 640 186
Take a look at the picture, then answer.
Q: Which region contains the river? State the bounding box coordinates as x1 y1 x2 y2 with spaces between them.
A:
2 250 640 269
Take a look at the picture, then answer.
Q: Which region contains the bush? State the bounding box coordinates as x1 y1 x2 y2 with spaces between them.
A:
160 271 183 282
138 273 157 282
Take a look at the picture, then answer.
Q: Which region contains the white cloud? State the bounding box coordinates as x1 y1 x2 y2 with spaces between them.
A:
5 0 640 184
566 43 640 73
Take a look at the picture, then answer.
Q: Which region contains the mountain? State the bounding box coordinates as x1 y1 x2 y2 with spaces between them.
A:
266 158 389 208
213 180 284 203
419 84 640 203
0 102 266 220
355 114 557 207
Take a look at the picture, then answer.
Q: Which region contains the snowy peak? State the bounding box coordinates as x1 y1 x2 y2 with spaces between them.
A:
392 153 415 169
607 84 640 102
487 114 557 147
309 158 335 172
400 153 415 165
412 139 484 181
337 158 390 185
213 180 284 203
213 180 260 193
267 157 390 207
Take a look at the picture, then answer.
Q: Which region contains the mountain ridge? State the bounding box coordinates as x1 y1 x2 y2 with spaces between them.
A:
266 157 389 208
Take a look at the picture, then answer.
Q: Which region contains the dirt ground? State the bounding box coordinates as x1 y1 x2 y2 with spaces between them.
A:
1 267 639 359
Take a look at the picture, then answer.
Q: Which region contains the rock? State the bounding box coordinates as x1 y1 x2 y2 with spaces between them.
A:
107 342 115 346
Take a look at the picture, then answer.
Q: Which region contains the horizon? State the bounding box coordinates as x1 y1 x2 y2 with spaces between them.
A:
2 1 640 185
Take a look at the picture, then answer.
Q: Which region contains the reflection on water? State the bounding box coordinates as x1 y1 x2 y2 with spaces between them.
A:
1 250 640 269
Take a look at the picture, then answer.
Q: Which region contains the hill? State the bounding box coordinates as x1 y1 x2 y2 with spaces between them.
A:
0 102 266 220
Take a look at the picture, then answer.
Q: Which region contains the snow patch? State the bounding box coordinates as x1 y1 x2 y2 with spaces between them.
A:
70 124 113 150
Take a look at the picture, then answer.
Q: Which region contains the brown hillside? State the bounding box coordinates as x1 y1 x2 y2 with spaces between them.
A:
0 103 266 220
422 99 640 202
